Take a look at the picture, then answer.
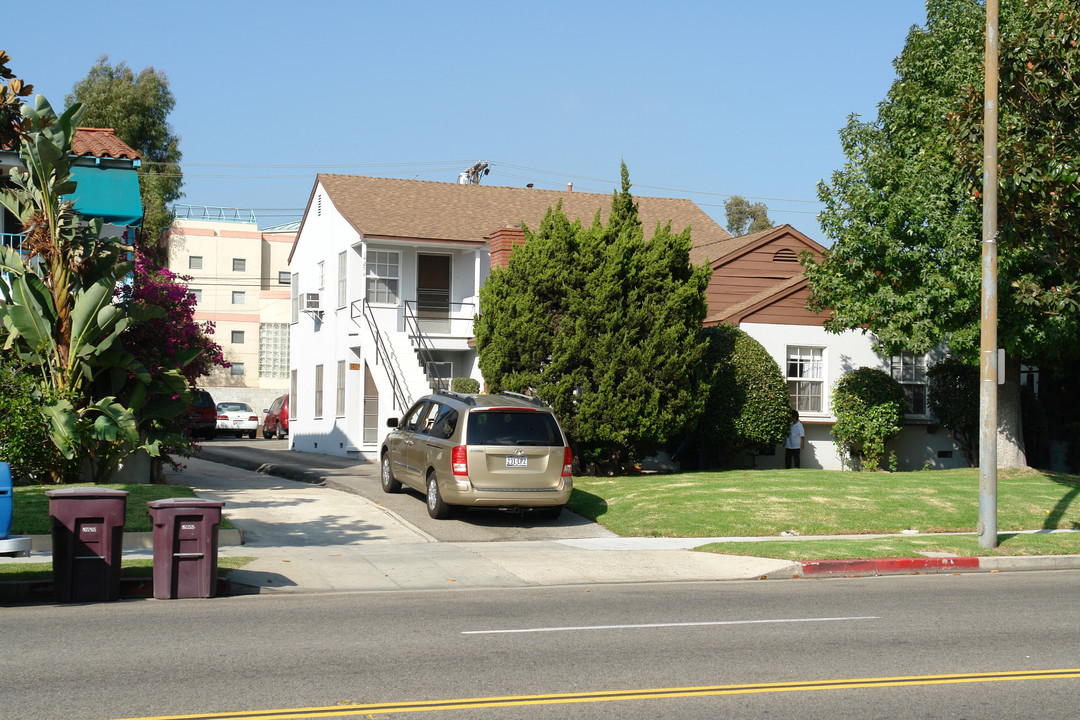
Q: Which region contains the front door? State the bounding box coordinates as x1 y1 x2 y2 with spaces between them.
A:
416 254 451 333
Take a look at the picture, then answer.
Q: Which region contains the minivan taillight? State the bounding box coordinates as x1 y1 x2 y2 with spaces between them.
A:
452 445 468 476
562 447 573 477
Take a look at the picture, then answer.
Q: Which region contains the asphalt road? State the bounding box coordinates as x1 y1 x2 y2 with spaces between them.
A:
195 437 615 543
4 570 1079 719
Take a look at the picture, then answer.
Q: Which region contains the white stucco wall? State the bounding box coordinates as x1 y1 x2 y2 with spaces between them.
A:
289 182 485 459
739 322 967 471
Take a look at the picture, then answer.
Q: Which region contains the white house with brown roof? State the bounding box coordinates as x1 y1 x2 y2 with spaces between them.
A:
286 174 964 469
699 224 964 471
286 174 732 458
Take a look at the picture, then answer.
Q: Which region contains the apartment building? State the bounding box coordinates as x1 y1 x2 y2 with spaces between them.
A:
164 206 296 413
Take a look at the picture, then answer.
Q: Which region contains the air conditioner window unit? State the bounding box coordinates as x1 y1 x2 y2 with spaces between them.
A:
300 292 321 311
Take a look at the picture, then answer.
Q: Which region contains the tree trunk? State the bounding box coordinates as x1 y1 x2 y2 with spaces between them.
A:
997 354 1027 468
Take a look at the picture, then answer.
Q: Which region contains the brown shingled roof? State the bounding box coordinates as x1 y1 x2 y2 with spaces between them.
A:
73 128 140 160
313 174 731 254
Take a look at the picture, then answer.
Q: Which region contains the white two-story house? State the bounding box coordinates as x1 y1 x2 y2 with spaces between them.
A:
286 174 732 459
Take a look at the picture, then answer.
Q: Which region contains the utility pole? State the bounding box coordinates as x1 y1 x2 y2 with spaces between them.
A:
979 0 999 549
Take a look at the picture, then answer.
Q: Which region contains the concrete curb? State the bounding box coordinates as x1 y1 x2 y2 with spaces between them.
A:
194 447 327 485
0 576 244 604
766 554 1080 579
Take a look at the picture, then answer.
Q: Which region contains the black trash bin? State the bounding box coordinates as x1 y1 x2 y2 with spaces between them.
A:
147 498 225 599
46 487 129 602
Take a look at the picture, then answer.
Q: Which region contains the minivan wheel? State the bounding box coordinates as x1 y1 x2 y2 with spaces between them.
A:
275 424 284 439
426 471 452 519
381 454 401 493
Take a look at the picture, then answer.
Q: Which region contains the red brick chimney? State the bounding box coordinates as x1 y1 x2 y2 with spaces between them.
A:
488 225 526 269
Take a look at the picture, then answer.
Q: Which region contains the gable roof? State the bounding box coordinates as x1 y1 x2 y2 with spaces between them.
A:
72 128 141 161
307 174 732 251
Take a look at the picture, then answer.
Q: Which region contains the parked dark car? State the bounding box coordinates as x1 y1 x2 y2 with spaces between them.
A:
187 390 217 439
263 394 289 439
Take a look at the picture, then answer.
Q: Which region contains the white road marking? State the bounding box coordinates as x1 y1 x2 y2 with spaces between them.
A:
463 615 881 635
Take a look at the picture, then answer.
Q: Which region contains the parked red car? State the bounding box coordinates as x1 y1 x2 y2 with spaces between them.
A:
263 394 289 439
187 389 217 440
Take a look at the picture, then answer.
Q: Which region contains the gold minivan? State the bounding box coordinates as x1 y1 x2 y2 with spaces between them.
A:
380 391 573 519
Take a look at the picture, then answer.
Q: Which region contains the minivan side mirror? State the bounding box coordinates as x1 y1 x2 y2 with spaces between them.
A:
386 417 399 428
263 409 269 413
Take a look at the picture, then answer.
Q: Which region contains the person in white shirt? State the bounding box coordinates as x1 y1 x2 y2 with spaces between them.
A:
784 410 805 469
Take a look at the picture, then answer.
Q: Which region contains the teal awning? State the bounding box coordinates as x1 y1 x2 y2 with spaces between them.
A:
66 165 143 227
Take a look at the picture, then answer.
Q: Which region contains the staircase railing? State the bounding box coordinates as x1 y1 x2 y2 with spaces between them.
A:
402 301 447 391
351 299 410 411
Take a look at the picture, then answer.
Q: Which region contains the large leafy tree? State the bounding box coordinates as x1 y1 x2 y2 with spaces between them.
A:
803 0 1079 468
67 56 183 257
477 164 712 471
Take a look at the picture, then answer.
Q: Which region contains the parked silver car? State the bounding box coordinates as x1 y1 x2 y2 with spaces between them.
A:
380 391 573 519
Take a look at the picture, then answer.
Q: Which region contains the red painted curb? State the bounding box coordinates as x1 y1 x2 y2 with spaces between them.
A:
801 557 981 576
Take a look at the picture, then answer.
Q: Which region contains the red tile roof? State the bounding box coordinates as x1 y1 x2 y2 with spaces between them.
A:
72 128 140 160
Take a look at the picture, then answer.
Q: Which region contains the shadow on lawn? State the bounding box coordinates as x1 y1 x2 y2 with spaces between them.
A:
568 488 608 519
1045 472 1080 530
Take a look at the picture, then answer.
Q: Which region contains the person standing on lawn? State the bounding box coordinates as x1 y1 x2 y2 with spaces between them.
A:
785 410 805 469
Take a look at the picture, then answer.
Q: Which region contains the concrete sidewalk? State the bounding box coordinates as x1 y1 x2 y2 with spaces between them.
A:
6 448 1080 601
178 457 799 592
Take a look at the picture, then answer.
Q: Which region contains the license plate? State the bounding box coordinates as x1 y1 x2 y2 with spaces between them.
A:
505 456 528 467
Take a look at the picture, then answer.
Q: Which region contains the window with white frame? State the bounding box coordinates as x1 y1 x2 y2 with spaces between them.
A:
190 288 202 303
317 260 325 290
891 351 928 415
231 330 245 344
189 255 203 270
365 250 399 305
232 258 246 272
230 362 245 376
232 291 245 305
337 251 347 308
314 364 324 418
787 346 824 413
278 271 290 285
336 360 346 416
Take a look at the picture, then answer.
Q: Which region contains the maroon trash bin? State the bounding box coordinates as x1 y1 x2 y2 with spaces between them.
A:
46 487 129 602
147 498 225 599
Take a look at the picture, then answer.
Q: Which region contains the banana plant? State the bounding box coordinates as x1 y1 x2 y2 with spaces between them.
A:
0 95 172 482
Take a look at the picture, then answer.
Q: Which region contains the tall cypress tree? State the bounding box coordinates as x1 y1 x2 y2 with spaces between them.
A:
477 163 711 471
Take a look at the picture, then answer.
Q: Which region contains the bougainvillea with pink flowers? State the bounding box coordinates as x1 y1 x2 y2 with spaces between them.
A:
120 251 229 386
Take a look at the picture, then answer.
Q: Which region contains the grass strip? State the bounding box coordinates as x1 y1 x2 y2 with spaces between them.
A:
696 531 1080 561
567 467 1080 538
0 556 255 583
11 483 235 535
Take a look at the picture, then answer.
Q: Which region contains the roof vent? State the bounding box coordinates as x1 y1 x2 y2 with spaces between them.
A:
774 248 798 263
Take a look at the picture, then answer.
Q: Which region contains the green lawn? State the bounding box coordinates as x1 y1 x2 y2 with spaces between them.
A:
10 483 231 535
567 467 1080 542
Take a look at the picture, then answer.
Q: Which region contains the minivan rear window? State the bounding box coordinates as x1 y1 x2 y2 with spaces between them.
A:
467 410 563 447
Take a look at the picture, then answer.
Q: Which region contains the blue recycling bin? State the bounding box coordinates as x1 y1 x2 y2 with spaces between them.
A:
0 462 12 540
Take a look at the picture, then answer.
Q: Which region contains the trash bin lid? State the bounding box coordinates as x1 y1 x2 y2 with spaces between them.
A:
146 497 225 510
45 487 130 499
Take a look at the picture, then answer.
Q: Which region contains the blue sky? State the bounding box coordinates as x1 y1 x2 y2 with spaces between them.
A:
7 0 929 235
